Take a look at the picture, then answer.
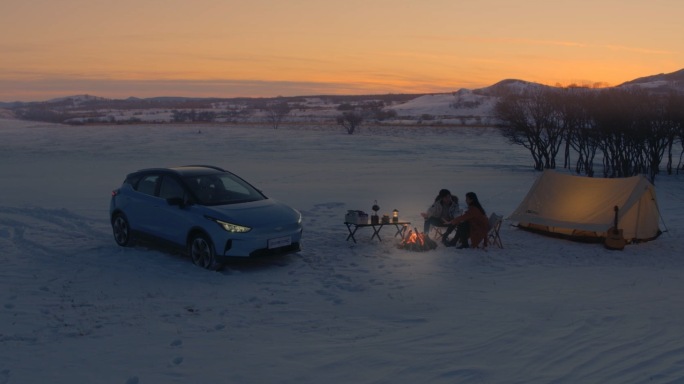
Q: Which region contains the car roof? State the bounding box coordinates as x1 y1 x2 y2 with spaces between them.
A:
131 165 227 177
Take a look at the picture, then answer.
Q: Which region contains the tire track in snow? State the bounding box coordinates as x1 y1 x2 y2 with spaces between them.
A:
0 205 110 260
0 205 118 344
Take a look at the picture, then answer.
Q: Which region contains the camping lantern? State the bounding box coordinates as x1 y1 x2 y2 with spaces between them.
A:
371 200 380 224
392 209 399 223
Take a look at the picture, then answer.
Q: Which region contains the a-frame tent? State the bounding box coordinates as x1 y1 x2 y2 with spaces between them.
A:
509 170 661 243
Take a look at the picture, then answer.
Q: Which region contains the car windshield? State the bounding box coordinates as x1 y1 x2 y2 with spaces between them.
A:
184 173 266 205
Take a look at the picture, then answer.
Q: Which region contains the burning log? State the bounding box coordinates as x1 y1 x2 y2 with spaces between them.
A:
398 227 438 251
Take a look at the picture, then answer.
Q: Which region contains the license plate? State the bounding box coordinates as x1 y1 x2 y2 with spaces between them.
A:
268 236 291 249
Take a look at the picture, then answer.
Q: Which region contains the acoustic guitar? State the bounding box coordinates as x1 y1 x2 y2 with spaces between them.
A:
604 205 626 250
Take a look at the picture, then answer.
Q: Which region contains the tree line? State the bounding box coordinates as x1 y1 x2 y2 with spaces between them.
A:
494 86 684 183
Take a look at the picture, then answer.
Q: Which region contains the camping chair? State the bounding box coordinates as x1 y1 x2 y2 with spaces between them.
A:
430 224 449 240
486 213 504 248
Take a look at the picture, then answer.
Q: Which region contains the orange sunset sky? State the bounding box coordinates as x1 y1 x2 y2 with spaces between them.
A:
1 0 682 102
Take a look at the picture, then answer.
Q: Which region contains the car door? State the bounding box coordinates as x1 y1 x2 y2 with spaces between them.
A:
127 173 162 235
147 175 195 245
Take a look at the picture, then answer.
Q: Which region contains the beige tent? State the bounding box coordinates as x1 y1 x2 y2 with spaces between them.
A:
509 170 661 243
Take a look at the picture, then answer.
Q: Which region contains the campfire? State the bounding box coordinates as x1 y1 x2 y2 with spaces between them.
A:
398 228 438 251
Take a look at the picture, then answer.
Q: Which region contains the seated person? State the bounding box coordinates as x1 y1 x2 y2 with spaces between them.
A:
444 191 489 249
421 189 460 241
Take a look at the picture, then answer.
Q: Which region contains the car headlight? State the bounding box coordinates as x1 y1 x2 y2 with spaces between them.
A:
211 218 251 233
295 209 302 224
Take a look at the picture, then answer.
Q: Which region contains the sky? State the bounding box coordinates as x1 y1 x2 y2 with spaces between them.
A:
1 0 683 102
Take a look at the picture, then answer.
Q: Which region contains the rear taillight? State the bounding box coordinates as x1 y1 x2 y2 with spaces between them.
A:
111 189 119 197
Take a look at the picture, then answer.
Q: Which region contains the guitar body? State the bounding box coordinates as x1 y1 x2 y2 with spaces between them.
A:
604 206 626 250
605 227 626 250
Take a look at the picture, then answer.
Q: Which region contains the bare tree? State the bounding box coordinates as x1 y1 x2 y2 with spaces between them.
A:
265 101 291 129
496 84 684 184
557 87 600 176
637 92 679 182
592 89 641 178
494 87 567 171
663 92 684 174
337 111 364 134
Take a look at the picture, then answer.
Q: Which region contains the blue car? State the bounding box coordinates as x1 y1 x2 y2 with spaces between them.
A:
110 165 303 269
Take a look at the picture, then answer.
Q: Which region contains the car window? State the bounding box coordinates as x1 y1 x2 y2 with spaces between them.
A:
136 175 159 196
159 176 185 200
185 173 264 205
124 174 141 187
221 177 254 197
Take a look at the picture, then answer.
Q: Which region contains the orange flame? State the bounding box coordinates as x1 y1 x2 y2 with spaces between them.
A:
399 227 438 251
401 229 426 247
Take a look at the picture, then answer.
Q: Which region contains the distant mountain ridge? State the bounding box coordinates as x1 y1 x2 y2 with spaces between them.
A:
1 68 682 125
619 68 684 86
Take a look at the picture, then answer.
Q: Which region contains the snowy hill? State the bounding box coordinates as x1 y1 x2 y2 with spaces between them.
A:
3 68 683 126
387 89 501 126
619 68 684 86
618 69 684 94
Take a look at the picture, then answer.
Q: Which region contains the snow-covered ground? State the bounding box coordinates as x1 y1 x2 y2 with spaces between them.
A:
1 119 683 384
386 90 499 126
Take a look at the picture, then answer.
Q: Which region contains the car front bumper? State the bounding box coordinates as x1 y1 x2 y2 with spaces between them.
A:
212 226 303 260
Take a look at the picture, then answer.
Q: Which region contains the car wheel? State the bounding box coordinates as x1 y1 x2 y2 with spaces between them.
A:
189 234 221 270
112 214 132 246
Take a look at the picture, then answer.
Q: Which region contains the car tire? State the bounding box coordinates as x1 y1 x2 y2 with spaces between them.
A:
189 234 221 270
112 214 132 246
